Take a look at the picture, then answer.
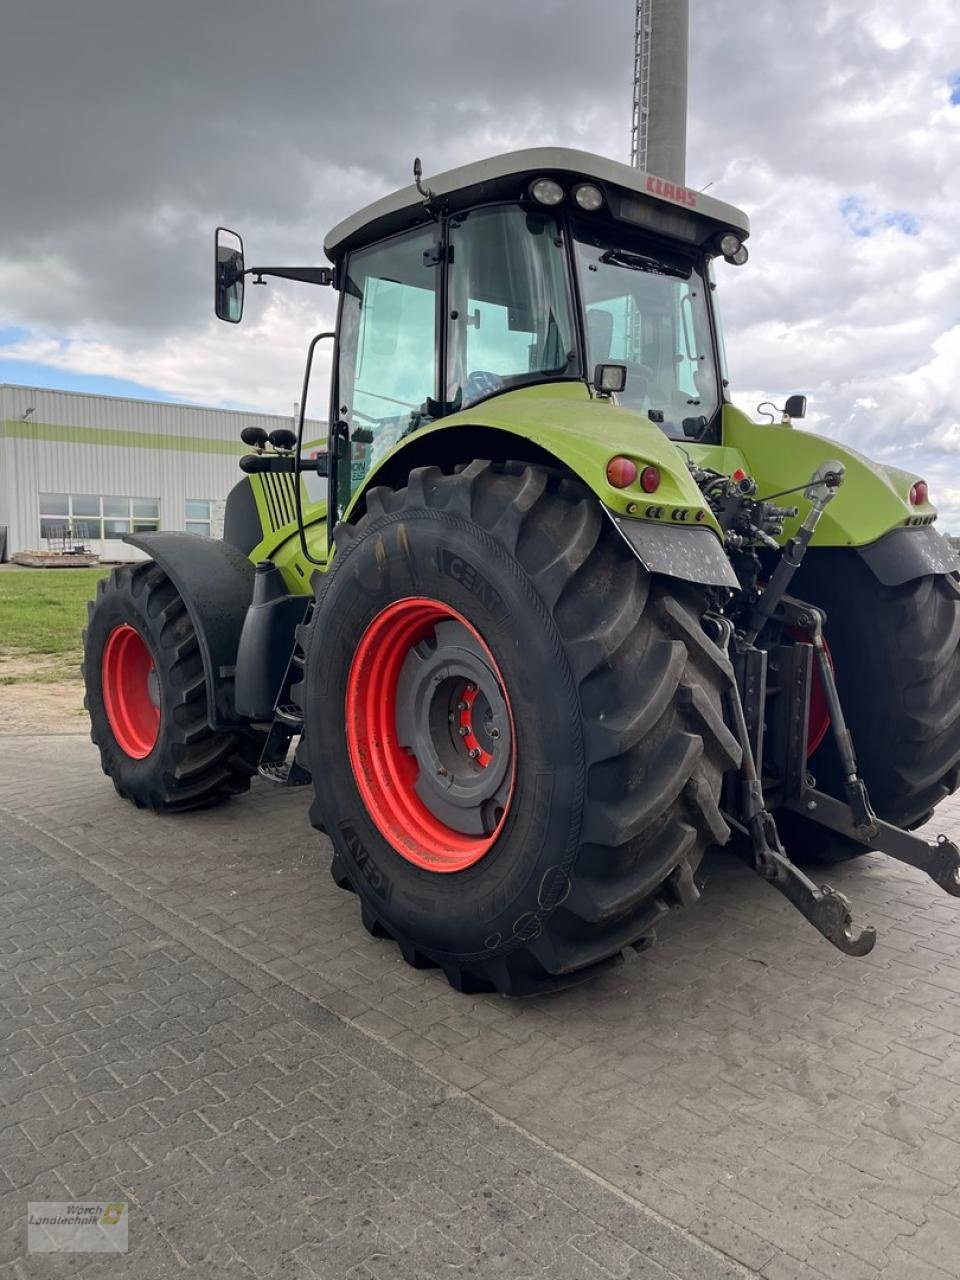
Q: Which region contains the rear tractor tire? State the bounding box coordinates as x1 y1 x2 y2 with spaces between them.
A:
299 461 741 995
784 553 960 863
83 562 263 812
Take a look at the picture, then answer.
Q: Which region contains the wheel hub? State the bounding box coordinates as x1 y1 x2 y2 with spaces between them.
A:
394 619 513 837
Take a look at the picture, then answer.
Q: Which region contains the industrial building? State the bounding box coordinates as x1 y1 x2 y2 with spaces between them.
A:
0 383 310 562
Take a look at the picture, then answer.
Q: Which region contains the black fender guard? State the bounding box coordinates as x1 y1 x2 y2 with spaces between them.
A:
125 532 255 730
604 508 740 589
856 525 960 587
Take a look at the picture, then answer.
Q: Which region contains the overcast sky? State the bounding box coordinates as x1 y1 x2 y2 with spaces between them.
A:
1 0 959 523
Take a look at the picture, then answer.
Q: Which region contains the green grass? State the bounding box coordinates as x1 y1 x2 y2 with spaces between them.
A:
0 569 109 662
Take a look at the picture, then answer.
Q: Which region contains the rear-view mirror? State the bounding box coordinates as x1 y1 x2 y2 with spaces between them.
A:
215 227 244 323
784 394 807 420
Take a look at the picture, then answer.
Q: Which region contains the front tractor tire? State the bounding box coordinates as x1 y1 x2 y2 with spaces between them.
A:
83 562 262 812
300 462 741 996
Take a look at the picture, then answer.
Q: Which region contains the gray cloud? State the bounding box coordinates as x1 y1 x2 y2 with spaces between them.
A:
2 0 959 523
0 0 633 333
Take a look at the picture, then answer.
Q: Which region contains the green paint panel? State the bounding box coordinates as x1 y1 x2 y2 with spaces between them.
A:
719 406 932 547
243 390 932 587
344 382 725 538
258 518 329 594
246 473 328 593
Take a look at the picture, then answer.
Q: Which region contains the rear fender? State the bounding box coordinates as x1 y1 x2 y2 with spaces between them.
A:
857 525 959 586
341 382 738 589
345 382 723 532
125 532 254 730
716 405 958 587
720 405 939 549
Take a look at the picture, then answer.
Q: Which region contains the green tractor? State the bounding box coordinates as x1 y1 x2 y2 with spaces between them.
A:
83 149 960 994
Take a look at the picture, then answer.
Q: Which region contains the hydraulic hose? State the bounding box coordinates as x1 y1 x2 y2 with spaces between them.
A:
743 461 845 646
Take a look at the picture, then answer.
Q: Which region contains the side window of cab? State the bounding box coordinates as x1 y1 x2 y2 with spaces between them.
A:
337 226 439 496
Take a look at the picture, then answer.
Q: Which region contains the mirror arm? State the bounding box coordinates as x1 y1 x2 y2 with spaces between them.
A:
244 266 335 287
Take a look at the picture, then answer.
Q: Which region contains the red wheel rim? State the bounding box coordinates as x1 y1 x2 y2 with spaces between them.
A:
807 652 831 755
101 624 161 758
787 626 832 755
345 597 516 872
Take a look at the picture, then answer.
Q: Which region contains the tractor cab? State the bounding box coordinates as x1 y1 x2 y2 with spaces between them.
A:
321 148 751 501
216 148 751 524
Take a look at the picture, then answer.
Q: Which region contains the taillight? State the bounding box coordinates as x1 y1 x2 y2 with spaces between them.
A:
606 456 638 488
909 480 928 506
640 466 661 493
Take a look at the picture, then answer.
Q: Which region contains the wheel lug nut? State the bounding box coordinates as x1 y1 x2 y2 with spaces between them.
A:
457 701 468 710
466 683 476 692
458 726 468 737
468 748 480 759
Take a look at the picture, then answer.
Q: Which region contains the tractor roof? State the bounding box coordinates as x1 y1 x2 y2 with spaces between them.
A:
323 147 749 261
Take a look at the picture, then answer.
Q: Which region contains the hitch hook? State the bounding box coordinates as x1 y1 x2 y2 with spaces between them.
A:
747 831 877 957
931 835 960 896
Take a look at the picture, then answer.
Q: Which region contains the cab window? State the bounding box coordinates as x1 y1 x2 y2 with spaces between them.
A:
337 226 439 496
446 206 575 411
575 225 720 440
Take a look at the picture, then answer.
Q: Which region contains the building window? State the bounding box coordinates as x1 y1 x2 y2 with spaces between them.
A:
38 494 160 543
185 499 213 537
130 498 160 531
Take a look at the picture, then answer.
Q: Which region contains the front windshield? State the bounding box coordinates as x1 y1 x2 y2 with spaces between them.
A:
574 225 720 439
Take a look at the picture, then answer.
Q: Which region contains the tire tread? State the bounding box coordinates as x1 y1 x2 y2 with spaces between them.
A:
312 461 738 994
83 563 262 813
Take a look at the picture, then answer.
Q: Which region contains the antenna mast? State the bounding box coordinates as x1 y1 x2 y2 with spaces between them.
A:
630 0 689 183
630 0 650 170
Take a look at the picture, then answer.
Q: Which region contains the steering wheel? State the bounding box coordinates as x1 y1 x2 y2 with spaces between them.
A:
464 370 504 403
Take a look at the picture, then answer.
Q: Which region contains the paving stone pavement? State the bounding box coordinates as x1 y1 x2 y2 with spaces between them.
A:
0 801 747 1279
3 736 960 1279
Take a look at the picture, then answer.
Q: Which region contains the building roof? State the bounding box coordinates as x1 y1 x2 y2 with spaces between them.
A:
323 147 749 260
0 382 296 422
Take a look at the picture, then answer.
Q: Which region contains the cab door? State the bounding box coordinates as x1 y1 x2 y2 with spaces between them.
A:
334 225 441 517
